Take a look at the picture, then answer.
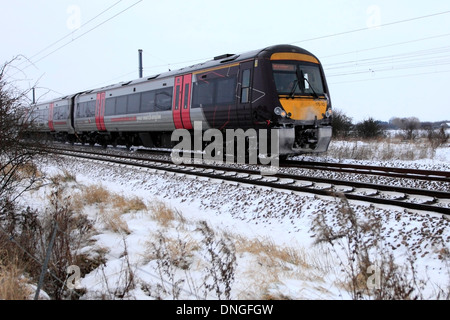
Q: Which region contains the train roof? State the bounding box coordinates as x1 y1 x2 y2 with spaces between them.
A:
35 44 318 104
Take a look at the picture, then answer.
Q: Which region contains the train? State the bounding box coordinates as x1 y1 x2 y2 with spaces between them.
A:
28 44 333 159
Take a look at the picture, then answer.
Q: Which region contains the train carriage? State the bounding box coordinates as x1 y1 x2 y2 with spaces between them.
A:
29 97 74 140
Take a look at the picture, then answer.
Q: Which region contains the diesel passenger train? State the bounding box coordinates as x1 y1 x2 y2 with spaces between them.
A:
29 44 333 157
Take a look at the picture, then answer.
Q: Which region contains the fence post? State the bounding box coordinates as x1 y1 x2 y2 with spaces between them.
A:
34 222 58 300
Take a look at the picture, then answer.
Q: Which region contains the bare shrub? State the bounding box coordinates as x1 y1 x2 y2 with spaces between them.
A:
50 170 76 185
1 57 48 216
145 232 191 299
198 221 236 300
355 118 384 139
427 127 449 149
332 109 353 138
97 239 136 300
39 184 94 299
310 194 448 300
142 219 236 300
0 177 96 300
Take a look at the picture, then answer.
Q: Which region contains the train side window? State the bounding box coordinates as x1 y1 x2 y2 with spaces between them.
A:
57 106 68 120
105 98 116 116
53 106 61 120
116 96 127 115
183 83 190 109
128 93 141 114
42 109 49 122
155 88 172 111
216 77 236 104
63 106 69 119
241 69 251 103
174 86 181 110
54 106 67 120
76 103 84 118
141 91 155 112
86 101 96 117
192 81 214 108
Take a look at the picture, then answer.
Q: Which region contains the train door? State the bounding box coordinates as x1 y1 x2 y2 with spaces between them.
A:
173 74 193 130
238 61 253 127
95 92 106 131
48 103 55 132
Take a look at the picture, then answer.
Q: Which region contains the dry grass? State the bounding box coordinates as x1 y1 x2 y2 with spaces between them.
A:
324 138 438 161
145 233 199 270
98 207 131 235
50 170 76 184
149 200 184 227
235 236 310 269
0 253 33 300
234 235 334 299
1 162 41 181
83 185 111 205
112 195 147 214
70 185 149 235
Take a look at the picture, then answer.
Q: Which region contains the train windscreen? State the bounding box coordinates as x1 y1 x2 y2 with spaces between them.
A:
272 63 325 97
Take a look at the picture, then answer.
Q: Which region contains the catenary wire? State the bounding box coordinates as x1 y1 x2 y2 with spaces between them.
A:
290 10 450 44
19 0 124 67
5 0 143 82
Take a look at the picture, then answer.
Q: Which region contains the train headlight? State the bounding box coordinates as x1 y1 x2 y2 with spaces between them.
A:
274 107 287 118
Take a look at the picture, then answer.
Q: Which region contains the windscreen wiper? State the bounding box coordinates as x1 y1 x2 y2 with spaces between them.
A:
289 80 299 99
288 68 305 99
304 77 319 99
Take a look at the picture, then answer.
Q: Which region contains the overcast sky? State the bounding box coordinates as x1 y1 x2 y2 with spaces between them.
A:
2 0 450 123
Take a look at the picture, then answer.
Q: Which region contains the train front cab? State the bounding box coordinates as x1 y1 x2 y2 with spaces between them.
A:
257 47 333 156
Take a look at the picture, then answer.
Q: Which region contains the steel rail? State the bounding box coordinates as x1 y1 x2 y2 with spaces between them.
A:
282 160 450 182
50 147 450 216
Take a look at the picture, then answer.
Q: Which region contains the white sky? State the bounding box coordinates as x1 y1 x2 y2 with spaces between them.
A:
2 0 450 123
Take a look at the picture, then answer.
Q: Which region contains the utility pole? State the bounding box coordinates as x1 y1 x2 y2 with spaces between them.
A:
138 49 143 78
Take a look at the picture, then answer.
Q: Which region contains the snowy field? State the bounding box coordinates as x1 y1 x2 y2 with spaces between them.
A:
20 139 450 300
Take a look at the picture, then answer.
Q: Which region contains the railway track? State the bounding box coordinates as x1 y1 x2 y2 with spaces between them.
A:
282 159 450 182
48 145 450 216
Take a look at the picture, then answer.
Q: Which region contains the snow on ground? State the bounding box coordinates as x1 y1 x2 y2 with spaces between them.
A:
19 141 450 300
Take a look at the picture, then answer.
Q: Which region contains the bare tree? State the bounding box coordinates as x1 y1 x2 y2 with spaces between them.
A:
0 57 47 218
332 109 353 138
390 117 421 140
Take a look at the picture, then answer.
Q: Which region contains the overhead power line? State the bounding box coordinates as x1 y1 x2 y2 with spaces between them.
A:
25 0 124 65
321 32 450 59
32 0 143 65
7 0 143 82
329 69 450 85
290 10 450 44
134 11 450 84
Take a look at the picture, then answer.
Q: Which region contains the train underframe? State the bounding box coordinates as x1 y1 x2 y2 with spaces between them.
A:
44 124 333 157
50 123 332 159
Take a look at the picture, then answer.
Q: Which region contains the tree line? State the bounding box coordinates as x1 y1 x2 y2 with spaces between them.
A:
332 109 449 145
